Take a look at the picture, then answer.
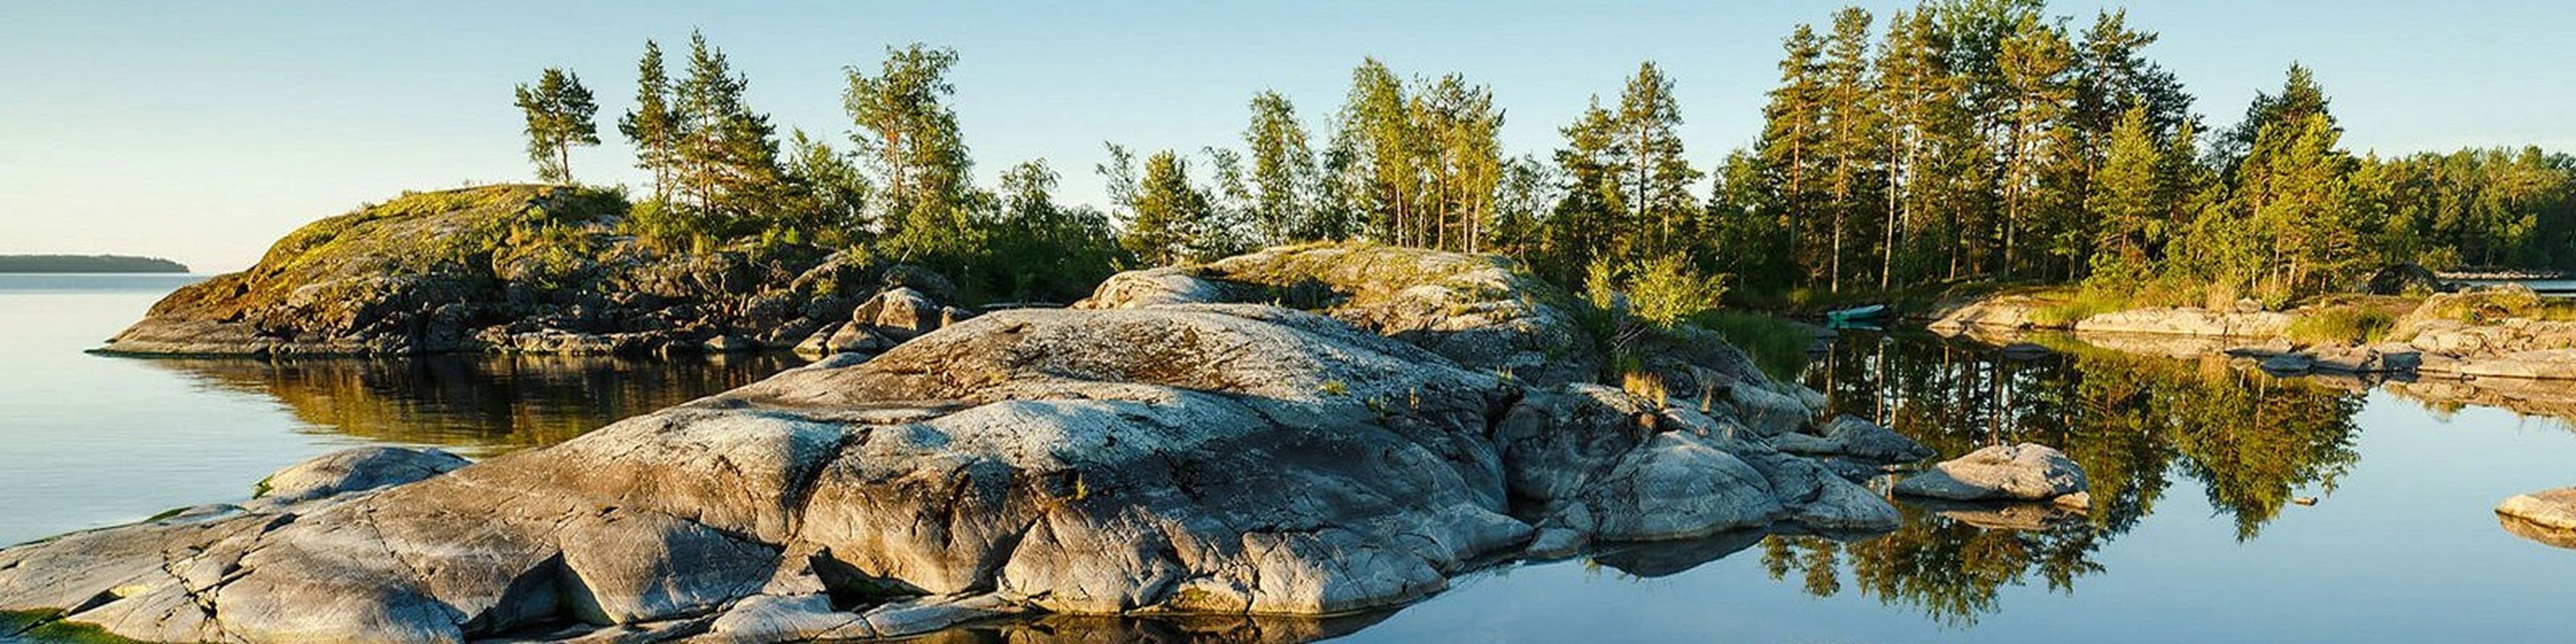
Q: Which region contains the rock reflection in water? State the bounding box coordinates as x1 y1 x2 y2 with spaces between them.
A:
885 612 1397 643
130 353 805 454
1765 330 2373 625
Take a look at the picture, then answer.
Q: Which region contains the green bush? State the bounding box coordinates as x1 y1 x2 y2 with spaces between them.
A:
2286 305 2397 345
2029 287 2131 327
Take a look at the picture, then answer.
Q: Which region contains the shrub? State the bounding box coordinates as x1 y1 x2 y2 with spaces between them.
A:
2286 305 2397 345
2029 287 2130 327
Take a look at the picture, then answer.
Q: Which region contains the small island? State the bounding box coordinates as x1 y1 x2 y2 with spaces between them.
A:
0 254 188 274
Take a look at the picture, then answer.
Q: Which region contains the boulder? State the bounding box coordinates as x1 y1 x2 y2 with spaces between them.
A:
1771 415 1934 463
1892 443 2088 502
1925 294 2049 331
2497 488 2576 531
0 290 1899 641
2362 263 2443 296
251 446 470 505
2308 345 2421 374
850 286 947 342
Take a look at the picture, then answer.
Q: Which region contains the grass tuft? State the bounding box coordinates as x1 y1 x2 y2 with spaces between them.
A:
2286 305 2398 345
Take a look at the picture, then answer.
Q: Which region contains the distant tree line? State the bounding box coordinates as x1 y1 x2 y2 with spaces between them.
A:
510 3 2576 308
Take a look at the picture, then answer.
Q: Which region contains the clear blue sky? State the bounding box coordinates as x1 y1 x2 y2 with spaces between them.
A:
5 1 2569 272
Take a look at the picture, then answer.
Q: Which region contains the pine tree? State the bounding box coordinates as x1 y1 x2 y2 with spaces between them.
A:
2086 106 2163 288
1243 91 1317 244
1415 73 1504 252
1993 13 2074 278
2220 64 2335 170
674 31 782 223
1758 24 1828 286
1611 62 1701 261
1816 8 1881 292
845 44 977 263
618 40 680 201
1329 59 1416 246
1546 101 1624 282
513 68 598 184
780 129 868 241
1123 150 1209 266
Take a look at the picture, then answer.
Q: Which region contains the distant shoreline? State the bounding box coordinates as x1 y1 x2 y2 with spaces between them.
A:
0 254 190 274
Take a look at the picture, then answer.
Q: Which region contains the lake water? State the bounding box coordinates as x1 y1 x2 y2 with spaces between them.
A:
5 275 2575 642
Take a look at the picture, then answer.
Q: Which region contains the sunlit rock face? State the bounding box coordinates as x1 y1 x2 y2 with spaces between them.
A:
96 184 945 358
2498 488 2576 545
2 246 1904 643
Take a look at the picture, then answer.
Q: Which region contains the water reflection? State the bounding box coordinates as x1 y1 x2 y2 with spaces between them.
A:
129 353 804 455
1774 331 2371 625
891 612 1397 643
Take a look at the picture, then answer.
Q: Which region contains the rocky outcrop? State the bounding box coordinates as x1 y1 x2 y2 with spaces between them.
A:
249 446 470 506
1772 415 1937 463
2496 488 2576 531
792 286 975 358
2 246 1905 643
1892 443 2090 507
1931 284 2576 382
1923 293 2052 331
1078 242 1599 386
2073 307 2292 337
2498 488 2576 549
97 185 936 357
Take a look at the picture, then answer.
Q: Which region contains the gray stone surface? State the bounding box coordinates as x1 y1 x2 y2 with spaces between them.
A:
1892 443 2089 502
7 246 1901 642
250 445 470 505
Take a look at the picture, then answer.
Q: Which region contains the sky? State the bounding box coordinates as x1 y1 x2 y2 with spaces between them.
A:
3 1 2571 272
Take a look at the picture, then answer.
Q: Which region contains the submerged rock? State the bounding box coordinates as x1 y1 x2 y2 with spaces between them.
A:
1893 443 2089 503
1 245 1899 643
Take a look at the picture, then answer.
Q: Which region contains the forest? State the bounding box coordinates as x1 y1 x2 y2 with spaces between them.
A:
506 0 2576 309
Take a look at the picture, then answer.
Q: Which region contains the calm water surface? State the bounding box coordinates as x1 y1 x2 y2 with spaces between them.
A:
0 274 799 546
4 275 2574 642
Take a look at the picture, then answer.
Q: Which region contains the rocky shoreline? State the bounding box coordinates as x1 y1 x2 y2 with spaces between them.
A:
96 184 971 358
1922 286 2576 382
1 244 2008 643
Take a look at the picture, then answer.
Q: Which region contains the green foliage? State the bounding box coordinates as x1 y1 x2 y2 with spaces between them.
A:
1624 255 1729 327
2284 304 2397 345
513 67 600 184
847 43 979 267
1 610 146 643
1118 150 1211 266
2029 287 2132 327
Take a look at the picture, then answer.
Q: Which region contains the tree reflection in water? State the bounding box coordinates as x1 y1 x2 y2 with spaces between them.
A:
134 353 804 455
1764 331 2364 626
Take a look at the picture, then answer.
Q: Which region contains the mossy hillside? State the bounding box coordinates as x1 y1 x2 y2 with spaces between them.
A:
118 184 879 355
1195 241 1576 315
